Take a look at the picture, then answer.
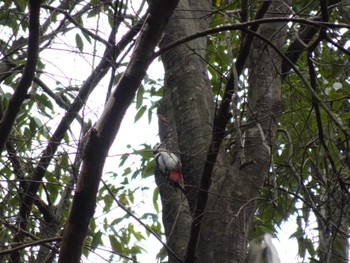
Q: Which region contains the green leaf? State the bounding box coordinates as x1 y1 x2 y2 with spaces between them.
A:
81 31 92 44
136 85 144 109
133 230 144 241
141 213 158 223
122 167 131 176
87 7 99 18
108 8 114 27
119 153 129 167
340 112 350 120
17 0 28 12
75 33 84 52
74 15 84 26
34 93 53 113
109 235 123 254
153 188 159 212
103 194 113 212
91 231 103 248
29 116 41 133
134 106 146 123
156 246 168 262
142 160 155 178
148 108 153 124
129 244 144 254
46 173 59 203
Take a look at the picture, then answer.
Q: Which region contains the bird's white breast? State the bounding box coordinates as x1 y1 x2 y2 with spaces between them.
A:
157 151 180 172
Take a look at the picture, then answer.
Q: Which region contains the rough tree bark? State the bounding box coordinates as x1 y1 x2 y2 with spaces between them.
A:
197 1 291 262
156 0 212 261
157 1 291 262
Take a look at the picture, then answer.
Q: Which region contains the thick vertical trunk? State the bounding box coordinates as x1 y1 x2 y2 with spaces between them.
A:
157 0 212 261
198 1 290 262
160 0 213 207
159 1 291 262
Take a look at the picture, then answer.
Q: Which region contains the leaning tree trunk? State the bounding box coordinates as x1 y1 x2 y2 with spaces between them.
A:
158 1 291 262
58 2 180 261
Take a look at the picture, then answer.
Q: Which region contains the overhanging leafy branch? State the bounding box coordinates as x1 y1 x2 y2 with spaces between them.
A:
10 10 145 262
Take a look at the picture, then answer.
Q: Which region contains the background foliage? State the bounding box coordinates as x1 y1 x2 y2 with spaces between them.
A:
0 0 349 262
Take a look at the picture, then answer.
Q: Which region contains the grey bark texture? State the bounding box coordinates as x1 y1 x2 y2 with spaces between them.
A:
158 1 291 262
157 0 212 261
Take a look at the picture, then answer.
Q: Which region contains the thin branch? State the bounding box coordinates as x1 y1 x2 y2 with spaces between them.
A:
0 0 41 153
0 218 58 252
5 141 26 189
245 28 348 135
324 35 350 57
286 163 350 238
105 0 127 103
5 3 41 259
102 180 183 263
0 63 24 84
307 52 338 174
283 0 340 73
33 77 69 110
12 13 145 258
42 5 112 47
154 17 349 59
0 237 61 256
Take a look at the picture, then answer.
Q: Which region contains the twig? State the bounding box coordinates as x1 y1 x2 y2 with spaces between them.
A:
244 28 348 136
102 180 184 263
0 237 61 256
154 17 350 59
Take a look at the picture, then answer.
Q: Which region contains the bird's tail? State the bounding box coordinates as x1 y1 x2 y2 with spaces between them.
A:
168 171 185 193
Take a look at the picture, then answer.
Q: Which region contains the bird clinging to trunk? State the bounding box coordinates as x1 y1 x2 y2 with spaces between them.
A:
152 143 185 193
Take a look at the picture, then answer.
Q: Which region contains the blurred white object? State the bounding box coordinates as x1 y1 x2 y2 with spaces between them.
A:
245 234 281 263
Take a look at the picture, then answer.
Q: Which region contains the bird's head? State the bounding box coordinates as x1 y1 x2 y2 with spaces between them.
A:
152 143 163 155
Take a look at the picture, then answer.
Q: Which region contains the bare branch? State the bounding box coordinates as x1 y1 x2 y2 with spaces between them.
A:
0 0 41 153
0 237 61 256
42 5 112 47
154 17 349 59
102 180 183 263
58 2 180 261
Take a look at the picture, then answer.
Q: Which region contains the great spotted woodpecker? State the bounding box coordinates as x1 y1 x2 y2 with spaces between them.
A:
152 143 185 193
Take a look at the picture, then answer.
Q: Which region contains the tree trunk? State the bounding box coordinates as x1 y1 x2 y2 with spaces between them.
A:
158 1 291 262
58 2 180 261
159 0 214 209
157 0 212 261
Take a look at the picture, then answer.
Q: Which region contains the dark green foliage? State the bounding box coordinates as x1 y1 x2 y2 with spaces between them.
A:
0 0 349 262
